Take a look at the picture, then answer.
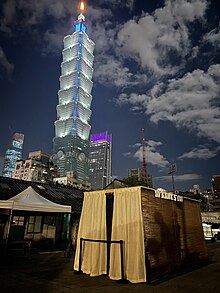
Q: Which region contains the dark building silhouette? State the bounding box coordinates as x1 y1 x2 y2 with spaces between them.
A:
211 175 220 211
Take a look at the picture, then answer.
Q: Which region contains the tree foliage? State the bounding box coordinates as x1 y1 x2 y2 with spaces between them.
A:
122 176 151 188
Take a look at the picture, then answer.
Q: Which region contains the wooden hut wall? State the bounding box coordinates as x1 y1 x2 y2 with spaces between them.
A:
182 199 208 263
141 188 208 281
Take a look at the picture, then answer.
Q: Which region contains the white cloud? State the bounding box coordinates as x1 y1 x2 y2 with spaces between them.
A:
0 0 114 26
0 0 112 54
0 0 75 52
0 0 16 34
155 173 202 182
90 22 115 54
0 0 132 85
203 23 220 49
0 0 210 90
131 140 170 169
148 140 163 148
43 26 67 54
119 64 220 144
97 0 135 11
117 92 149 107
191 46 199 59
1 0 66 29
179 145 220 160
122 152 131 157
129 143 141 148
94 0 209 88
94 55 135 88
0 46 14 76
116 0 207 75
148 64 220 143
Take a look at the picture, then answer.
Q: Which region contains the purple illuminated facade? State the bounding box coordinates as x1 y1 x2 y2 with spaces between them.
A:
90 132 112 143
89 131 112 190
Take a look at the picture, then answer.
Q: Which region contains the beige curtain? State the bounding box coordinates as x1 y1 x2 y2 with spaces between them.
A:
74 187 146 283
109 187 146 283
74 191 107 276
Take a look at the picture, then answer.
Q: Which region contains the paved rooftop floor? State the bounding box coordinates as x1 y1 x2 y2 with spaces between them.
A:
0 241 219 292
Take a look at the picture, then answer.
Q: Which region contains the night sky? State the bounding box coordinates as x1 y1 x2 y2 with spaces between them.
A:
0 0 219 191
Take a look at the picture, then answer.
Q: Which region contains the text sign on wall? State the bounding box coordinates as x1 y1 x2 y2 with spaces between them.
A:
155 190 183 202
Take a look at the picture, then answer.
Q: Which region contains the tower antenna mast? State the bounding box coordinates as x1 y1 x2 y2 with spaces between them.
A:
142 128 147 181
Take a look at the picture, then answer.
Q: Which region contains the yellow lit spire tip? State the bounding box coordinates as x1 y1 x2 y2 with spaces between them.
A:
80 1 85 11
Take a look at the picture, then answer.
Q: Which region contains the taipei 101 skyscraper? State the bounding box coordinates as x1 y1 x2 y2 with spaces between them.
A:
53 1 95 182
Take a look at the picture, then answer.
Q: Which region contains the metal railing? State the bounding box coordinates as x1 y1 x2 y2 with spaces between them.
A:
75 237 125 281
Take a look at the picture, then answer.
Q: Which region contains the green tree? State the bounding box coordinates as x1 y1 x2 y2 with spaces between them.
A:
122 176 150 188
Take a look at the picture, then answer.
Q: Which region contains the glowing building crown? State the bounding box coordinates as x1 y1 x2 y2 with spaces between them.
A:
74 1 86 32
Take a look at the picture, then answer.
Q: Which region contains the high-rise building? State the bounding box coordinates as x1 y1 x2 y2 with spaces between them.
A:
189 184 201 195
128 168 142 180
128 167 153 187
13 150 57 183
211 175 220 211
89 132 112 190
2 133 24 178
53 2 95 182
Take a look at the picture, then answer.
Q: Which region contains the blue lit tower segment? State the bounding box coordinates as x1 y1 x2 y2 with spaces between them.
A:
2 133 24 178
53 2 95 181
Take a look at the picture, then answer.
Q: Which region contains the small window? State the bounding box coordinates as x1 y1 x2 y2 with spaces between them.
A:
44 215 56 226
27 216 43 233
12 216 25 226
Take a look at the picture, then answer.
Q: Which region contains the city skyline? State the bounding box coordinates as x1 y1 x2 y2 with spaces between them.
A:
0 0 219 191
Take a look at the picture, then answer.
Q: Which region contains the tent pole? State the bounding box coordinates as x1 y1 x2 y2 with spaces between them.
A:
120 240 124 280
6 201 14 243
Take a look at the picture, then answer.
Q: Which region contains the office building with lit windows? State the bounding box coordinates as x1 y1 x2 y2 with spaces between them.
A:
128 168 153 187
211 175 220 211
2 133 24 178
13 151 57 183
53 2 95 182
89 132 112 190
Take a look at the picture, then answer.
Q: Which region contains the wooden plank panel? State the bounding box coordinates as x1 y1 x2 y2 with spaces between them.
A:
141 188 208 281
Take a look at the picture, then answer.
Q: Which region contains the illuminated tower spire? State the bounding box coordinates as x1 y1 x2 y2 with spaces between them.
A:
80 1 85 12
77 1 86 23
79 1 85 16
53 0 95 182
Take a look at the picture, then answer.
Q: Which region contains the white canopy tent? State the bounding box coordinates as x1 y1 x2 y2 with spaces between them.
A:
0 186 71 213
